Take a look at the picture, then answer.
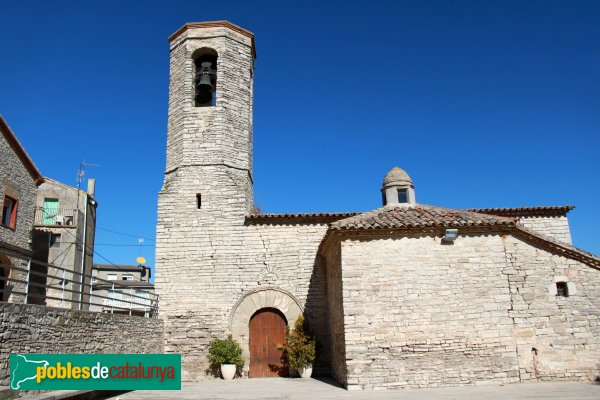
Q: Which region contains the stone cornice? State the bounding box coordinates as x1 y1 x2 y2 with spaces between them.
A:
245 212 359 225
169 21 256 59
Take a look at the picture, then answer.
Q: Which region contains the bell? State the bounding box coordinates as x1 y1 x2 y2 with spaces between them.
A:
197 73 213 92
196 62 214 92
196 90 213 105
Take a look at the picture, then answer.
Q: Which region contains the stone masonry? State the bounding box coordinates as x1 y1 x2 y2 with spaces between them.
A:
155 21 600 389
0 302 164 386
156 22 331 379
321 230 600 390
0 116 44 303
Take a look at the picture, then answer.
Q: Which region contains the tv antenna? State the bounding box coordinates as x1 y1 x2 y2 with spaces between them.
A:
76 160 100 211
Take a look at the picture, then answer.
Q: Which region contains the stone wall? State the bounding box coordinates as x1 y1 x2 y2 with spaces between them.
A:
337 233 520 389
0 302 164 386
0 128 37 252
330 232 600 390
0 122 38 303
323 239 346 385
156 214 331 379
505 235 600 382
519 216 572 244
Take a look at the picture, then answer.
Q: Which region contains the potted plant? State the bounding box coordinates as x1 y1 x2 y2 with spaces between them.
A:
208 335 244 380
280 316 316 379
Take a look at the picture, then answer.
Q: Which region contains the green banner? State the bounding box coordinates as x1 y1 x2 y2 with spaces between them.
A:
10 354 181 390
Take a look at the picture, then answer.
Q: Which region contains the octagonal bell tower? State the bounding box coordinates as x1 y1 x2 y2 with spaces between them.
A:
155 23 256 378
161 21 256 224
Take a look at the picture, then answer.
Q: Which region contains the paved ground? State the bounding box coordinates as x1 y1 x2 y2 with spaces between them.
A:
108 379 599 400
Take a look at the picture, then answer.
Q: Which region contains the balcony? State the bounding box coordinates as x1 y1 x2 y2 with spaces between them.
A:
34 207 78 227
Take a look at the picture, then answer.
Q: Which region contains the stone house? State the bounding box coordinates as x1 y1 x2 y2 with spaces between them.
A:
0 115 44 303
31 177 98 309
155 21 600 389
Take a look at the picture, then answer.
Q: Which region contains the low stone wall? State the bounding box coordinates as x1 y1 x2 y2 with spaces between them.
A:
0 302 164 386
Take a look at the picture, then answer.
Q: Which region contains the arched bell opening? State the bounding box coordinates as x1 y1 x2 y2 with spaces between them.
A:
192 47 218 107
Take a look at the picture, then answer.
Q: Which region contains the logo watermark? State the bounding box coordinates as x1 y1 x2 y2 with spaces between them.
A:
10 354 181 390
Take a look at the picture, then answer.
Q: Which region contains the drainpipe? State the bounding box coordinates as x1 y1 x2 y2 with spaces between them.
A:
78 193 88 310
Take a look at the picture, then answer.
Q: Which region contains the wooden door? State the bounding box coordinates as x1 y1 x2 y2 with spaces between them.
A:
249 308 288 377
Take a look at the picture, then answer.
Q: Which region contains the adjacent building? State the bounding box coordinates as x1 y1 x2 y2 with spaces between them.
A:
31 177 98 309
0 116 44 303
154 21 600 389
90 263 155 317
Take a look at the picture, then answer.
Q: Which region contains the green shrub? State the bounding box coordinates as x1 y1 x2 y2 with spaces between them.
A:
208 335 244 367
280 316 316 370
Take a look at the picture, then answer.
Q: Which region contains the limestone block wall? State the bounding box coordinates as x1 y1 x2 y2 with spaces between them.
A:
323 239 347 385
504 235 600 382
155 171 331 381
165 26 254 184
0 302 164 386
337 234 521 390
331 232 600 390
518 216 572 244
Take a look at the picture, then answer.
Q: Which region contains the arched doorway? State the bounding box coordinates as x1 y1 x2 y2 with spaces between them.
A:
249 308 288 378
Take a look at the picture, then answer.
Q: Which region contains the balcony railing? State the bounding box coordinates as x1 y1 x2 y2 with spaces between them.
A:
0 254 159 318
34 207 78 226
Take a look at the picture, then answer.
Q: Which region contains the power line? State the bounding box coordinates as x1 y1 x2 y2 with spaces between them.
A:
96 226 155 242
60 227 123 269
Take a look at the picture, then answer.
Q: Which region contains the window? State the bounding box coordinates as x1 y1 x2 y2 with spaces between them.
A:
50 233 61 248
397 189 408 203
556 281 569 297
91 276 97 284
107 274 117 281
122 274 134 281
1 195 18 229
196 193 202 209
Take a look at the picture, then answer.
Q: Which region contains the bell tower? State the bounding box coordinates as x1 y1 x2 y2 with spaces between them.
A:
161 21 256 223
155 22 257 378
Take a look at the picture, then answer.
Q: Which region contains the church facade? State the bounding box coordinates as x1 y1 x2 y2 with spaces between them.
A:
155 21 600 389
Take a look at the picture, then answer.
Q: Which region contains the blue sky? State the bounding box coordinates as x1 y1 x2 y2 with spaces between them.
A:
1 0 598 270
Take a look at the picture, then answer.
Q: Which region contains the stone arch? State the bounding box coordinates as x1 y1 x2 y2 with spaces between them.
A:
191 47 218 107
229 287 303 373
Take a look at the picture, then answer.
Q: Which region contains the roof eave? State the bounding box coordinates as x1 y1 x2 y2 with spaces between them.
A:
0 115 44 186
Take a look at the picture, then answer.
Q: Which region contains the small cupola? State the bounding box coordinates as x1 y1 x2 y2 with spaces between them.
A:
382 167 416 206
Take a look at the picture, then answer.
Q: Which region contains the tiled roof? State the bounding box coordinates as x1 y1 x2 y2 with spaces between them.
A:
330 204 517 231
514 226 600 269
246 206 573 226
466 206 574 218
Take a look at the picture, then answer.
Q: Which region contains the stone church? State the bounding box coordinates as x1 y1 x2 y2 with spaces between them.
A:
155 21 600 389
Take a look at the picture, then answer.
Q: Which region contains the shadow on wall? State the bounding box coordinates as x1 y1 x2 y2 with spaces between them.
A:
304 255 331 376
